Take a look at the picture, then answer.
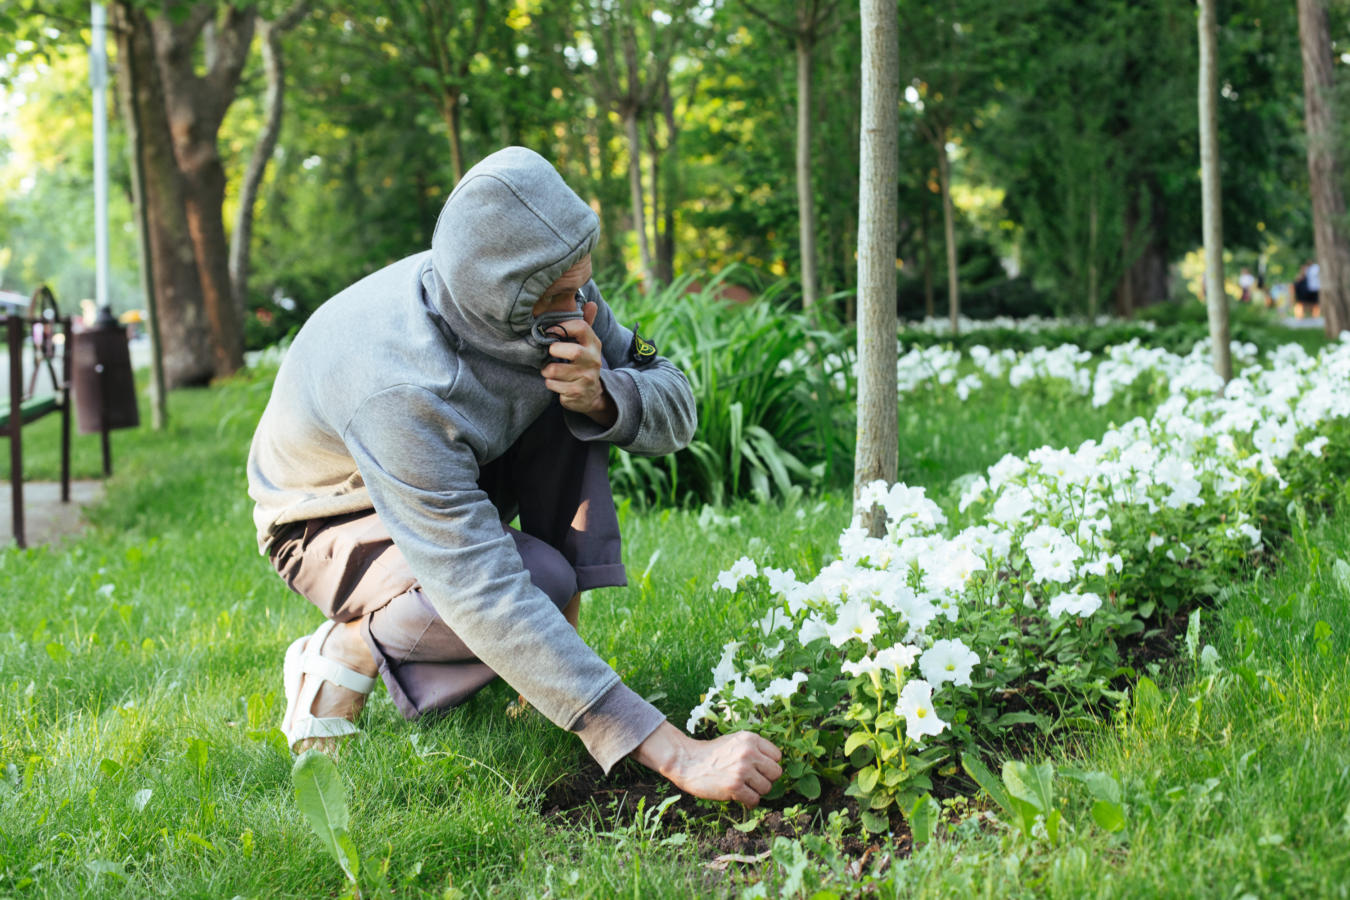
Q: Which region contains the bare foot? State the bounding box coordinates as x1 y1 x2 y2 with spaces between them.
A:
292 620 378 754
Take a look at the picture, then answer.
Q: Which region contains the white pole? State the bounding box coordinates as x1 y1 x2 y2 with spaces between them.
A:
91 3 110 313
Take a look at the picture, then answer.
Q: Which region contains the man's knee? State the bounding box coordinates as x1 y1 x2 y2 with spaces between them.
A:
512 531 578 610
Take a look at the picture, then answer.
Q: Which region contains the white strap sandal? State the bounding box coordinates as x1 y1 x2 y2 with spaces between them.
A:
281 619 377 754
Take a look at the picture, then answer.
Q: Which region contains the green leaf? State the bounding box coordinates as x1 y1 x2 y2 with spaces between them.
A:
1002 760 1055 815
843 731 872 757
908 793 938 847
857 766 879 794
962 754 1014 816
45 642 69 663
860 810 888 833
292 750 358 884
794 773 821 800
1091 800 1126 833
1133 676 1164 729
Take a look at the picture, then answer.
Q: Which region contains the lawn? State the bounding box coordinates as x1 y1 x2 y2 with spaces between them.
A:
2 325 1348 897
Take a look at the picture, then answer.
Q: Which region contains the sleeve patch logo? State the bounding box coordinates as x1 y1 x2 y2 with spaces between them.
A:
630 326 658 367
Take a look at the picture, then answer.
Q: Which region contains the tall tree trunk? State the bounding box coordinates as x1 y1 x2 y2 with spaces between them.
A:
657 78 679 286
441 90 466 185
854 0 899 536
112 1 168 424
112 4 214 388
937 138 959 335
153 6 252 380
1297 0 1350 338
230 3 309 323
1197 0 1230 381
920 194 935 319
796 32 819 313
1087 183 1100 319
623 107 656 290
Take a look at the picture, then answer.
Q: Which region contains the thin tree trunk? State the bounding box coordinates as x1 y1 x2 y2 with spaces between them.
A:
854 0 899 536
1198 0 1231 381
1087 182 1099 319
796 33 818 313
658 77 679 286
920 196 935 319
112 0 168 424
937 139 959 335
1297 0 1350 338
441 91 466 185
112 4 214 388
623 108 656 290
230 3 309 323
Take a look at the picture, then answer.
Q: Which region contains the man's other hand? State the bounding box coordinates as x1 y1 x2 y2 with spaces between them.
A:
541 301 617 427
632 721 783 808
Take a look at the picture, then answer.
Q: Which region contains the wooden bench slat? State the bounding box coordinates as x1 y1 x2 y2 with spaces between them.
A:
0 395 60 431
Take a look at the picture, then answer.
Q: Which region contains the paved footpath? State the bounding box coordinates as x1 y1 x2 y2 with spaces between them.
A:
1 481 104 547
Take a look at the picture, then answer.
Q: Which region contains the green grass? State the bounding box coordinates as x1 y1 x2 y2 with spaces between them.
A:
1 363 1343 896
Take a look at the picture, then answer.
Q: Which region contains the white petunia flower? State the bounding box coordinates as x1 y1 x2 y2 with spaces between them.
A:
763 673 808 702
1305 436 1330 457
895 679 949 741
715 557 758 592
918 639 979 687
1048 591 1103 619
825 598 881 647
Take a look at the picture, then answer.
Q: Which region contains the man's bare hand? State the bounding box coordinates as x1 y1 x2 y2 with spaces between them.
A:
632 721 783 808
541 301 617 427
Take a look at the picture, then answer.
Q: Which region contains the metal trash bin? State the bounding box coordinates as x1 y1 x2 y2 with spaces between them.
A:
71 307 139 475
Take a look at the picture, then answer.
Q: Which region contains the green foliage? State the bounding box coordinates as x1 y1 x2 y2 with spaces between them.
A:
607 271 854 505
292 750 360 888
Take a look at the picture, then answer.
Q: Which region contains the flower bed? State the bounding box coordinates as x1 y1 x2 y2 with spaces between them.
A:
690 337 1350 832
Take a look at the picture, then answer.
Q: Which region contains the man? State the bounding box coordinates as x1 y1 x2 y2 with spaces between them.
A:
247 147 781 807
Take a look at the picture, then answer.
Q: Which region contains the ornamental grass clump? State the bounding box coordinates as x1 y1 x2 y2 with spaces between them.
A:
690 337 1350 830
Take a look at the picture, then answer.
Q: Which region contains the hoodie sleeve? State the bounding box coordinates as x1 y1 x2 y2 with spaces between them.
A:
561 282 697 457
343 384 665 771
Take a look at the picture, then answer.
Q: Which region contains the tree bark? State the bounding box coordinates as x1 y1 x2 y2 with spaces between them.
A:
854 0 899 536
230 2 309 323
623 106 656 290
1197 0 1230 381
111 1 168 423
111 3 214 388
796 31 818 313
440 90 466 185
920 192 935 320
1297 0 1350 338
937 139 959 335
152 5 252 380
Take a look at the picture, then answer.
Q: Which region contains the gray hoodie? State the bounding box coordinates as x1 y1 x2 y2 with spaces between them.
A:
247 147 696 770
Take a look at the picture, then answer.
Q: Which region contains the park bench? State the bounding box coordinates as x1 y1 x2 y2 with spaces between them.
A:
2 286 73 549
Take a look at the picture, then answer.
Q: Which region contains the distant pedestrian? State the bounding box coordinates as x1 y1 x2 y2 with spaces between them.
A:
1306 262 1322 318
1238 267 1255 304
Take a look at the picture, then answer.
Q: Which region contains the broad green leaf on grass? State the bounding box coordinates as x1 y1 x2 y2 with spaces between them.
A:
909 793 938 847
1091 800 1127 833
45 642 69 663
962 754 1015 816
292 750 359 884
1185 609 1201 660
1332 558 1350 596
1133 676 1164 729
1002 761 1055 815
185 738 208 779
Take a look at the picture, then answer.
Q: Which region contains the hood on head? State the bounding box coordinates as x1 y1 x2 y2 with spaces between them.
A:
426 147 599 366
